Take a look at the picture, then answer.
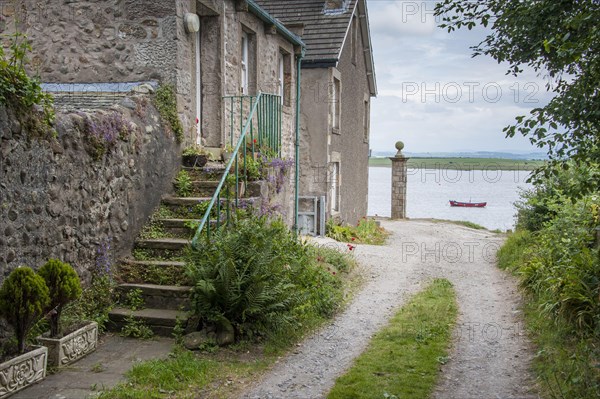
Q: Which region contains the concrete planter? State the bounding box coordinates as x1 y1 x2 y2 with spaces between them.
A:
37 321 98 368
0 346 47 398
222 151 233 163
182 154 208 168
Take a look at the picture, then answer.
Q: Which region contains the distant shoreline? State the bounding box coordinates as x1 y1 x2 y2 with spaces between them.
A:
368 157 545 171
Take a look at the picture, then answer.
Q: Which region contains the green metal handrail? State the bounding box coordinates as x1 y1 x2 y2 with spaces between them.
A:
191 92 282 248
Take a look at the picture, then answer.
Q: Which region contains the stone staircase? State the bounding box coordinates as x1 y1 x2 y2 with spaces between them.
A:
108 158 260 337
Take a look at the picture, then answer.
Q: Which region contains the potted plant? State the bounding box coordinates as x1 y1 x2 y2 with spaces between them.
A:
0 267 50 398
182 145 208 168
221 143 234 163
37 259 98 368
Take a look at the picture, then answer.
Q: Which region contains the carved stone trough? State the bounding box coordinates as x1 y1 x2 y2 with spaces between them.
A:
37 321 98 368
0 346 47 398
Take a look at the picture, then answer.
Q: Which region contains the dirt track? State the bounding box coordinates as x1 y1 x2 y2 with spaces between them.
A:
240 219 538 399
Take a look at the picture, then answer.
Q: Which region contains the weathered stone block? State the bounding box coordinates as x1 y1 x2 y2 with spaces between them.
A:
124 0 175 19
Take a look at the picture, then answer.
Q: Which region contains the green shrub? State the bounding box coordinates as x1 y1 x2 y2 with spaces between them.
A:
61 240 116 332
0 267 50 354
175 170 192 197
0 32 54 129
38 259 82 337
186 216 351 342
526 195 600 331
326 218 389 245
120 316 154 339
502 191 600 398
496 230 535 272
239 154 262 181
515 161 600 231
186 217 300 340
154 84 183 142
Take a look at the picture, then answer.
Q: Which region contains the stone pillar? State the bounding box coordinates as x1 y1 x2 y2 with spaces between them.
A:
390 141 409 219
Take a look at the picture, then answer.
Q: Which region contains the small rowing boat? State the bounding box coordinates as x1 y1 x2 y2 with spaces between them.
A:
449 200 487 208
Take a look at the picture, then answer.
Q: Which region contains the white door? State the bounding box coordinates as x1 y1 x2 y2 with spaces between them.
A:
195 27 202 145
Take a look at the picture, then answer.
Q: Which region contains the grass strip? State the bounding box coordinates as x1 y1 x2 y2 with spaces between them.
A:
96 348 269 399
369 157 545 170
327 278 458 399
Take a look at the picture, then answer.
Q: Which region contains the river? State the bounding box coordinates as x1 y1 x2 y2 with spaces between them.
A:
368 167 533 231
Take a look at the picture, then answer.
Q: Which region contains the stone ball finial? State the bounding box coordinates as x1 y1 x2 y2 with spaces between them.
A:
395 141 405 157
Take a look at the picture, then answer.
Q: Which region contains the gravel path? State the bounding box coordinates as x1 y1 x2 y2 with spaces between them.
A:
240 219 538 399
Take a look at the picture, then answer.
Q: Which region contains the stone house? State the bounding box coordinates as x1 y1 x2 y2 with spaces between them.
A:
256 0 377 228
1 0 304 151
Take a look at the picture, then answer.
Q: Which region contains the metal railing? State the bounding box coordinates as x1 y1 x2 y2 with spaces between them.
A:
191 92 282 248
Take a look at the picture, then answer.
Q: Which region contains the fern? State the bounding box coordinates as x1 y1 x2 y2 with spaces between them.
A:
186 216 303 339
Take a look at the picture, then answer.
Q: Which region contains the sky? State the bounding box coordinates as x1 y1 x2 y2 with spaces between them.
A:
366 0 554 154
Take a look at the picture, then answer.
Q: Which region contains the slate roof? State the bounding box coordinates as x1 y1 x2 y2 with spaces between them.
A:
254 0 355 62
254 0 376 95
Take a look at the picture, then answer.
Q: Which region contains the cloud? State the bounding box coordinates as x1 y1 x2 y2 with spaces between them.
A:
370 1 438 37
366 0 551 154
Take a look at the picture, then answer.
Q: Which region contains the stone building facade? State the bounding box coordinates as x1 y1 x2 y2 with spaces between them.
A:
1 0 303 152
0 0 306 276
256 0 377 227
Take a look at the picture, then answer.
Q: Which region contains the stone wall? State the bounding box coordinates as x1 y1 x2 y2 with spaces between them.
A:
0 99 180 281
0 0 178 85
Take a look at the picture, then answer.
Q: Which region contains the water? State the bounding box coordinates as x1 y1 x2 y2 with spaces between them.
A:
368 167 533 231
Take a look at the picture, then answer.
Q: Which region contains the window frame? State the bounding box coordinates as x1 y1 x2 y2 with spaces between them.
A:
241 31 249 95
363 95 370 143
351 15 358 66
331 76 341 134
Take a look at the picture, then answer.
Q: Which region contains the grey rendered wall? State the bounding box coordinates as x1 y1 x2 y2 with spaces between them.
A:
299 68 329 198
330 17 370 225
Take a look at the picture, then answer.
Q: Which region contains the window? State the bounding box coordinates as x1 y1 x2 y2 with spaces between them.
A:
351 15 358 65
330 162 340 212
331 76 341 132
363 97 370 142
278 51 291 106
240 29 256 95
241 32 249 94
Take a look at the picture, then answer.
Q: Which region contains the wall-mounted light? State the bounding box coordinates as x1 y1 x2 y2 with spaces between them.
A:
184 13 200 33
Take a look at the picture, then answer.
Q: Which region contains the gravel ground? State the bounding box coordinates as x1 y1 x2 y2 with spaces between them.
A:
240 219 538 399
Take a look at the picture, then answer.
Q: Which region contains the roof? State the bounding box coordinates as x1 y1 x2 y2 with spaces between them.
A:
254 0 376 96
246 0 306 50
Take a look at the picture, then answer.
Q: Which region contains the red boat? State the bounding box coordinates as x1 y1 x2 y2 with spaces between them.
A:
449 200 487 208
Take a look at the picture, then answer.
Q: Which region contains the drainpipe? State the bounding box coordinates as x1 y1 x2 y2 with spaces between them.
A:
294 48 305 234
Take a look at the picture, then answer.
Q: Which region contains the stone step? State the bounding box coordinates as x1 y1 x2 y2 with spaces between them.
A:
134 237 190 259
162 195 212 207
160 194 253 219
135 237 190 250
158 218 228 237
122 259 186 268
108 307 189 337
117 258 191 289
159 218 198 237
117 283 192 310
183 165 226 181
188 180 220 197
